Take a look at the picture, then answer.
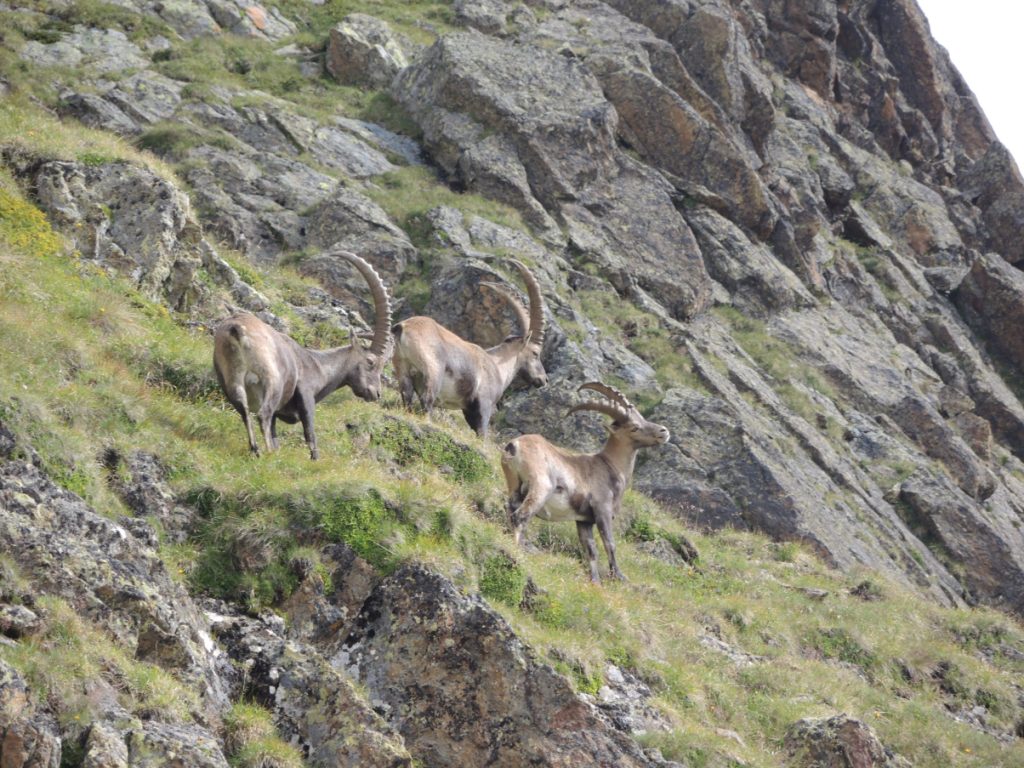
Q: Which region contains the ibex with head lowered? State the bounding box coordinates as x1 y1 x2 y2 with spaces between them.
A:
213 251 391 460
502 383 670 582
391 259 547 437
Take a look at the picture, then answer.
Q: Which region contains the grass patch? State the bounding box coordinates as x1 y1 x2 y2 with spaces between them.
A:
225 702 304 768
1 597 199 723
577 288 704 393
479 552 527 606
371 416 493 484
0 99 177 182
47 0 173 42
625 513 697 562
812 627 878 671
0 187 65 260
267 0 456 47
366 165 527 237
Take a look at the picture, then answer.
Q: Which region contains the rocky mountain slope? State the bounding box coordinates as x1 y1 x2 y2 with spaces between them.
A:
3 0 1024 766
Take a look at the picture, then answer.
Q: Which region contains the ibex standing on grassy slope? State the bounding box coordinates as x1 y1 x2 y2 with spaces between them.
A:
391 259 547 437
213 252 392 460
502 383 670 582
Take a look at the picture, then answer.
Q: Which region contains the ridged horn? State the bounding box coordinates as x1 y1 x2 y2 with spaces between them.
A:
480 281 530 339
577 382 635 412
507 259 544 345
567 401 630 425
339 252 392 360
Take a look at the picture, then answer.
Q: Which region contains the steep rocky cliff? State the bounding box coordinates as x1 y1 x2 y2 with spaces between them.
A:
4 0 1024 766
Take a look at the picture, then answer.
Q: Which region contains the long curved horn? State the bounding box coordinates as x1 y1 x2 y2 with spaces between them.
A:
578 382 635 412
480 282 530 338
567 401 630 425
339 252 392 359
507 259 544 345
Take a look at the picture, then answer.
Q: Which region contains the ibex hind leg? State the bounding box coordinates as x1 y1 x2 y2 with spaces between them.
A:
462 398 487 436
415 373 439 416
398 375 416 409
508 487 551 548
257 402 277 455
269 414 280 451
395 358 416 410
501 462 526 534
227 384 259 456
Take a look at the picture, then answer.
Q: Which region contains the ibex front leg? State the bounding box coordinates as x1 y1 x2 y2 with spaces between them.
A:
296 390 319 461
595 511 625 581
576 521 602 583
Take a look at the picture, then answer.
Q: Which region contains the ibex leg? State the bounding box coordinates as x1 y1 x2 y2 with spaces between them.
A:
576 521 601 583
296 390 318 461
595 513 625 581
509 486 551 547
227 386 259 455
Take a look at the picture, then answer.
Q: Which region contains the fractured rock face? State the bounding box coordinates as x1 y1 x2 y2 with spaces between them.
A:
393 29 713 320
20 26 148 73
205 0 297 41
785 713 910 768
126 722 231 768
0 660 61 768
899 470 1024 611
302 185 416 281
103 450 196 544
338 563 661 768
209 605 412 767
31 160 202 310
327 14 409 88
954 252 1024 375
0 457 229 720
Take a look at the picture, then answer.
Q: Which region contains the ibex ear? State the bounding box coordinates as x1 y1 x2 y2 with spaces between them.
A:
348 322 357 349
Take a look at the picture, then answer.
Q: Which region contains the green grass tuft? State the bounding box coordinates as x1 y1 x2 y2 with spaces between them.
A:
225 702 304 768
371 416 492 484
479 552 527 606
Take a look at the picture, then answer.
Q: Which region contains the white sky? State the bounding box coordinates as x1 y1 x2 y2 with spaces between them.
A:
916 1 1024 171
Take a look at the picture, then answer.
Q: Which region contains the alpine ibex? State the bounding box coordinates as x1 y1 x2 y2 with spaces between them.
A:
501 383 670 582
391 259 547 437
213 251 392 460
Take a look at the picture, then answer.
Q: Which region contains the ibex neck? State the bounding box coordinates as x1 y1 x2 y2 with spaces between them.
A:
306 346 357 397
486 341 524 393
601 433 639 482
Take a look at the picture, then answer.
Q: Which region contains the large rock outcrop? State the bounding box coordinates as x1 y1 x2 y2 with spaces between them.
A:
393 29 714 320
0 456 229 719
0 661 61 768
337 564 670 768
210 607 413 767
954 252 1024 375
785 713 910 768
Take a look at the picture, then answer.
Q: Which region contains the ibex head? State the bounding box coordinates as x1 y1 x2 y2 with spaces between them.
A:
481 259 547 388
568 382 670 447
336 251 392 402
